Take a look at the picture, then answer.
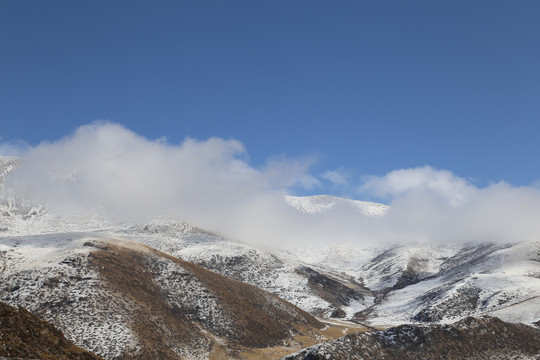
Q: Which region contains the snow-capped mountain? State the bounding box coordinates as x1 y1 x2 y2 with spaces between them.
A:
286 240 540 326
286 194 388 217
1 158 540 359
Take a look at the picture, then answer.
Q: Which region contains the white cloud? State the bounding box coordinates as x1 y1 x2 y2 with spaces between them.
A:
2 122 327 245
358 166 477 207
321 169 348 186
0 139 30 157
3 123 540 247
381 182 540 243
355 168 540 244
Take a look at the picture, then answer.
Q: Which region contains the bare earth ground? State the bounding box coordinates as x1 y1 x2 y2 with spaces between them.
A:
236 319 370 360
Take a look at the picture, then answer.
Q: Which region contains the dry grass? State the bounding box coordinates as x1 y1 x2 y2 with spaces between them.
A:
284 316 540 360
146 246 323 344
0 301 103 360
89 244 205 359
237 320 369 360
88 240 325 359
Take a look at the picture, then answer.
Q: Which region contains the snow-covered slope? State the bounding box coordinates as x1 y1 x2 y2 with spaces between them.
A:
0 233 322 359
285 241 540 326
0 156 17 179
286 195 388 217
115 219 373 317
111 214 540 327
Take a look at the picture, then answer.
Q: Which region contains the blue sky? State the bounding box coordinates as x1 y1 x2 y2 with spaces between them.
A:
1 1 540 197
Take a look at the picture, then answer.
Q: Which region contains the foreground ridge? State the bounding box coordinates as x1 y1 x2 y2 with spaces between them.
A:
0 301 103 360
283 316 540 360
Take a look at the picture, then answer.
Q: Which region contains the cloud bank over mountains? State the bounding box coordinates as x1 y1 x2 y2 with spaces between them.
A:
2 122 540 246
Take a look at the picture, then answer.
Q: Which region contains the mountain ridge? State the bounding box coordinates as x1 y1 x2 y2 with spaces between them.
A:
283 316 540 360
285 194 388 216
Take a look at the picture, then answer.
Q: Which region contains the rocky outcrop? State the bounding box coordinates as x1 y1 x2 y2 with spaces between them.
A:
296 266 366 312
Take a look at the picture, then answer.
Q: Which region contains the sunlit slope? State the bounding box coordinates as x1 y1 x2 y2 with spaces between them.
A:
0 233 322 359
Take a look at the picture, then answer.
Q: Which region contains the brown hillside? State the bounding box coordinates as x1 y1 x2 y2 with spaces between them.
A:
285 316 540 360
0 301 103 360
87 239 322 359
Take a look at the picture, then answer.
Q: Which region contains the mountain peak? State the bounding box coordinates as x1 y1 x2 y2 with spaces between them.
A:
286 194 388 216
